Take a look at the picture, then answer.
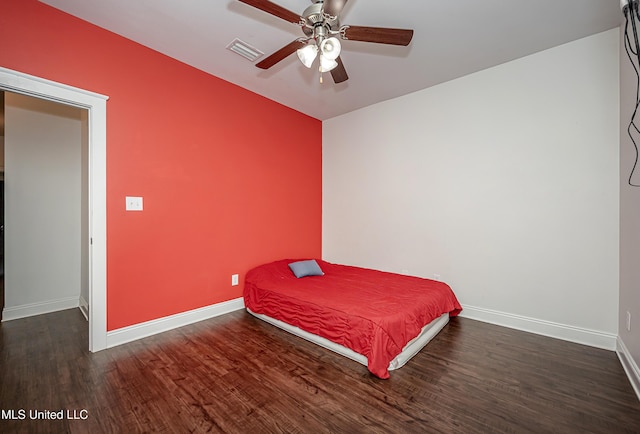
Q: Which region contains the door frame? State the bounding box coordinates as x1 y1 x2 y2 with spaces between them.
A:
0 66 108 351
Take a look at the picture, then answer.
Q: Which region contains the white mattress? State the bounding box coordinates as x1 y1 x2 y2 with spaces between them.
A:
247 308 450 371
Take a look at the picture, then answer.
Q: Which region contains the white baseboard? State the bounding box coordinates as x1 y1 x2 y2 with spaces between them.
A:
617 337 640 402
459 304 617 350
2 296 80 322
106 297 245 349
79 295 89 321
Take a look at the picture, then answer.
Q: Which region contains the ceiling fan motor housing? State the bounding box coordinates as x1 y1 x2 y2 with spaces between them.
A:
301 1 340 39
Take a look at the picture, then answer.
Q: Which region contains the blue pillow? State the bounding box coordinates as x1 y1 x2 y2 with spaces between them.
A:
288 260 324 278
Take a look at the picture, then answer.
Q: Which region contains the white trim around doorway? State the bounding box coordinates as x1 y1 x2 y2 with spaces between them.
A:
0 67 108 352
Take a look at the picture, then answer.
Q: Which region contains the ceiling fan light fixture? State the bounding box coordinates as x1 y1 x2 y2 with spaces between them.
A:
319 54 338 72
297 44 318 68
320 37 341 60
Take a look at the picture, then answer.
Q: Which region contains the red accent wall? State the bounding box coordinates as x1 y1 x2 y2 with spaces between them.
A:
0 0 322 330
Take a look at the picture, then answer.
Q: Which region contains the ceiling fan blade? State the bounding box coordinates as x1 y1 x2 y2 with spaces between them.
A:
256 40 306 69
323 0 348 17
342 25 414 46
238 0 301 24
331 57 349 83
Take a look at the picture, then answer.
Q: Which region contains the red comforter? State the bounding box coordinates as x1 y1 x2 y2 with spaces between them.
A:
244 259 462 379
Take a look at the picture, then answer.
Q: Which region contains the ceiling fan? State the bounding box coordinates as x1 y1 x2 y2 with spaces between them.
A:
238 0 414 84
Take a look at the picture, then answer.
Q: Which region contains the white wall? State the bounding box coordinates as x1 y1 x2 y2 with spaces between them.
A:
4 93 83 318
323 29 620 348
619 21 640 390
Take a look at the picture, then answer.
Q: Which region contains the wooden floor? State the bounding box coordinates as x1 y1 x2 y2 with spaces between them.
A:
1 309 639 433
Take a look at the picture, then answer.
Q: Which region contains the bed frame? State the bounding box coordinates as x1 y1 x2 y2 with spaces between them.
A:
247 308 450 371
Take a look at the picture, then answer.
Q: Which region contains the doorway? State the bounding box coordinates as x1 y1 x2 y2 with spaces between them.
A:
2 92 88 328
0 66 108 352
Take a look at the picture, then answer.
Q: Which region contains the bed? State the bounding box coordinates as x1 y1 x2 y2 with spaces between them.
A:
244 259 462 379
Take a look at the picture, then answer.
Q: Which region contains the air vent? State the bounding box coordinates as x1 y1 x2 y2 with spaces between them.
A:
226 38 264 62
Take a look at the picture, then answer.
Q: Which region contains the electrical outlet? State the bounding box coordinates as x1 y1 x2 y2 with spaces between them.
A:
627 311 632 332
231 274 239 286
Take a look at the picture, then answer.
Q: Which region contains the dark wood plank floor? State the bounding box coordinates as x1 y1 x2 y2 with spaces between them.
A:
1 309 639 433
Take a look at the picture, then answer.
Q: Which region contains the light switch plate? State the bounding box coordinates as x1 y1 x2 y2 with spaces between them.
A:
125 196 143 211
231 274 239 286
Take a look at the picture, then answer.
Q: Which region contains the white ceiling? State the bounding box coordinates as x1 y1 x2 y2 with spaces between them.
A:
40 0 622 120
